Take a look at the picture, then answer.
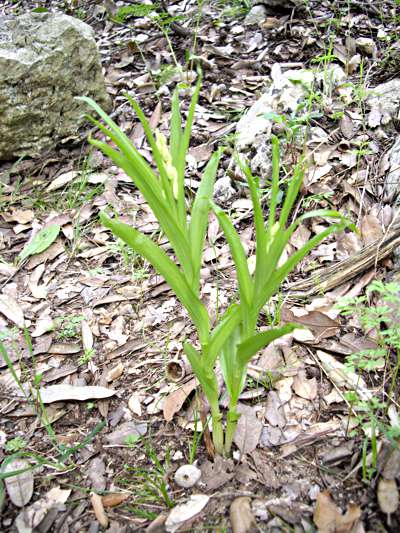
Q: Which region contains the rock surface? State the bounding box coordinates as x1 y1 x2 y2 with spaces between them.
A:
0 12 111 160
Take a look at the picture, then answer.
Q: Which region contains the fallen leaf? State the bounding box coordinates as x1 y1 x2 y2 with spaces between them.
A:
314 490 361 533
377 478 399 515
165 494 209 533
230 497 256 533
14 486 71 532
163 377 198 421
46 170 78 192
81 320 94 350
293 370 318 400
104 421 147 445
102 492 130 507
128 393 143 416
0 294 25 328
91 492 109 528
2 459 34 507
18 224 60 263
37 384 116 403
234 403 262 455
360 214 383 245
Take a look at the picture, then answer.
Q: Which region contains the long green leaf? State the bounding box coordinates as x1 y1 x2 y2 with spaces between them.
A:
189 148 224 290
183 342 220 405
176 79 201 224
125 94 177 213
211 202 253 309
207 303 242 367
89 137 195 281
256 221 348 309
268 135 280 233
170 88 183 166
101 213 210 342
278 161 304 229
237 324 297 367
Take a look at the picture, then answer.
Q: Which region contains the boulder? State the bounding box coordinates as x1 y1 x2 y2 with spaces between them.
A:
0 12 111 160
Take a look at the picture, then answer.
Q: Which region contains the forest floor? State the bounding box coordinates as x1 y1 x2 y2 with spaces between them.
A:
1 0 400 531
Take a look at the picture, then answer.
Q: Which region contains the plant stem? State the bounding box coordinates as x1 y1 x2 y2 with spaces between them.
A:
211 406 224 455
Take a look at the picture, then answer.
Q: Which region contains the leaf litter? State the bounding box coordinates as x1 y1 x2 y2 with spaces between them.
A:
1 0 400 531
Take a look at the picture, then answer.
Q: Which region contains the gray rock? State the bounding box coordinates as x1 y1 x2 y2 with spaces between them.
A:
0 13 111 160
244 5 268 25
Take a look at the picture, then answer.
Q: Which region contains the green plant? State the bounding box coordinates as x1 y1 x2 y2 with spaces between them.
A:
55 314 84 340
79 79 352 456
78 348 96 366
122 440 174 516
4 437 27 453
337 280 400 479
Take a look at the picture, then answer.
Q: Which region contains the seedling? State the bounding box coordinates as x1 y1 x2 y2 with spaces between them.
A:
79 79 352 455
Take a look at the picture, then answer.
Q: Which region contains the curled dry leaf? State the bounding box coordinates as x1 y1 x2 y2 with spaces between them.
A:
91 491 109 529
377 478 399 516
293 370 318 400
165 494 209 533
107 362 124 382
128 393 142 416
2 458 34 507
0 294 25 329
230 497 256 533
102 492 130 507
163 377 198 422
314 490 361 533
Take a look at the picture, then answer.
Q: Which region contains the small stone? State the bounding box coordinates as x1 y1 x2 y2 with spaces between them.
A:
244 5 268 25
174 464 201 489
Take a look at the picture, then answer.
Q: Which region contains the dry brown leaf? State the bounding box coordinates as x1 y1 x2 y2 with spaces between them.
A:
289 224 311 249
102 492 130 508
91 492 109 528
314 491 361 533
128 393 143 416
46 170 78 192
360 214 383 245
234 403 262 455
2 458 34 507
340 114 355 139
165 494 209 533
377 478 399 515
230 497 256 533
14 486 71 532
163 377 198 422
292 370 318 400
282 308 339 340
107 362 124 382
81 320 94 350
0 294 25 329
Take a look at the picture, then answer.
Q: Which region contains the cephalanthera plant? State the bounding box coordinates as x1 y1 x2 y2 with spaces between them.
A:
78 80 354 456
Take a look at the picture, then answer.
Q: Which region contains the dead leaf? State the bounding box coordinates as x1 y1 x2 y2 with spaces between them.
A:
91 492 109 528
163 377 198 421
360 214 383 245
293 370 318 400
340 114 355 139
2 458 34 507
37 384 116 403
0 294 25 328
234 403 262 455
200 455 234 490
81 320 94 350
265 391 286 428
107 362 124 382
46 170 78 192
102 492 130 507
104 421 147 445
314 490 362 533
14 486 71 532
282 307 339 340
230 497 256 533
128 393 143 416
165 494 209 533
377 478 399 515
